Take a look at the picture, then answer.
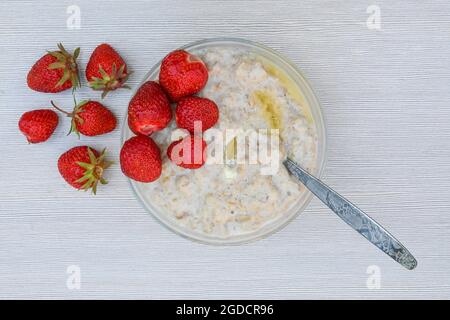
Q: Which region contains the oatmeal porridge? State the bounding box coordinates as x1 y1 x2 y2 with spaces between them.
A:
131 45 320 239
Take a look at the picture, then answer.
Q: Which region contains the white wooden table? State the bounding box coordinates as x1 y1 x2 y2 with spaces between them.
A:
1 0 449 299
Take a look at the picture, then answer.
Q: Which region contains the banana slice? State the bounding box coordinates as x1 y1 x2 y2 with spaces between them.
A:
257 56 314 124
251 90 282 129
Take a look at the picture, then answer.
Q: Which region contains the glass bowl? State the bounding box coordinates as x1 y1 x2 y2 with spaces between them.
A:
121 38 327 245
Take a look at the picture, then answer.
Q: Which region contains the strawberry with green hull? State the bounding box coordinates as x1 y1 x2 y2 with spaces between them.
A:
58 146 112 194
167 135 207 169
86 43 130 98
128 81 172 136
27 43 80 93
51 100 116 137
120 135 162 182
18 109 59 143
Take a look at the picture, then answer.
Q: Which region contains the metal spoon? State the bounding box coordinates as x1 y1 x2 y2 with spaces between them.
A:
283 158 417 270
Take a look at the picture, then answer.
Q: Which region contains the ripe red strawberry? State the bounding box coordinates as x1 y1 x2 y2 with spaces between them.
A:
159 50 208 101
27 43 80 93
167 135 207 169
175 96 219 133
51 100 116 137
127 117 141 136
58 146 112 194
120 135 162 182
86 43 130 98
128 81 171 135
18 109 59 143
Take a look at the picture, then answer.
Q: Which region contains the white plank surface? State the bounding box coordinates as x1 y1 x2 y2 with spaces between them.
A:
1 0 450 299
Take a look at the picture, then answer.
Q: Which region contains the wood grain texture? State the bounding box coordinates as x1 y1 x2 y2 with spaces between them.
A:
1 0 450 299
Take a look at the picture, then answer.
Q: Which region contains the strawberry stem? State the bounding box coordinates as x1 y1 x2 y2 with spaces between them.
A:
51 100 72 116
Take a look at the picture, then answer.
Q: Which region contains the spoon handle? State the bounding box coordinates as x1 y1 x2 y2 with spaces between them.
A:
283 158 417 270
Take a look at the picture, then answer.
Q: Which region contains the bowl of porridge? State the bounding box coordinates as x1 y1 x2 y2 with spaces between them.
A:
121 38 327 244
